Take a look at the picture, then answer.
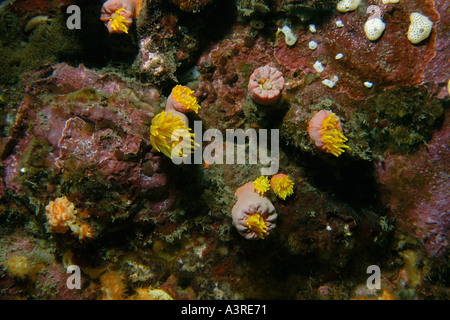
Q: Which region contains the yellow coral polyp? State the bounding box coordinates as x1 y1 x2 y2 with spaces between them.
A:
253 176 270 195
321 113 351 157
100 271 126 300
172 85 201 113
133 288 174 300
150 111 196 159
5 254 34 279
109 8 130 34
246 213 268 239
271 174 294 200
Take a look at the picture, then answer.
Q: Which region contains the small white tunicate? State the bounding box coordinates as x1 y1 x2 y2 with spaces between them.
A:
407 12 433 44
322 79 334 88
335 53 344 59
322 76 339 88
20 167 27 173
326 224 333 231
364 81 373 88
313 61 324 73
309 24 317 33
335 20 344 28
277 25 299 46
308 40 318 50
337 0 361 13
364 17 386 41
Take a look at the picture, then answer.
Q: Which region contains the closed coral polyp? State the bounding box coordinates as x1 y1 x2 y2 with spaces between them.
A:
248 65 285 105
134 288 174 300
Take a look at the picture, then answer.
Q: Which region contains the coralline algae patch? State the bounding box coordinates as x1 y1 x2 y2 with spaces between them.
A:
274 0 439 99
423 0 450 99
375 109 450 258
196 28 275 129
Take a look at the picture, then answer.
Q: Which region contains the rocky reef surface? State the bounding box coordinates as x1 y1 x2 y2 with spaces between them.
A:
0 0 448 300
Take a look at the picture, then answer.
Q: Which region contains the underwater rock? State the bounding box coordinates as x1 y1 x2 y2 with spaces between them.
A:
196 25 277 130
167 0 213 13
6 0 73 17
277 0 339 20
0 0 448 301
423 0 450 99
375 109 450 257
1 63 177 227
367 85 443 154
274 0 440 99
134 35 178 85
25 63 101 95
0 232 95 299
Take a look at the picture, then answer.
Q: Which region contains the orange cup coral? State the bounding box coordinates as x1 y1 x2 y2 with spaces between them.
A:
308 110 351 157
270 173 294 200
100 0 143 34
166 85 201 114
231 182 277 240
248 65 285 105
151 85 202 159
150 110 196 159
253 175 270 196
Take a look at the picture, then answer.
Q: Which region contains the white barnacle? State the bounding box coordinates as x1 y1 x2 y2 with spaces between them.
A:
322 76 339 88
308 40 318 50
364 81 373 88
313 61 324 73
335 20 344 28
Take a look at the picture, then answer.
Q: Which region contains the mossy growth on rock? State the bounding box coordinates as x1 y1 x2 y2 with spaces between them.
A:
368 85 444 154
0 1 135 86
